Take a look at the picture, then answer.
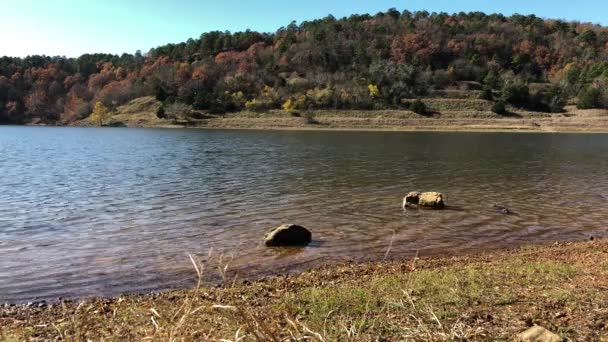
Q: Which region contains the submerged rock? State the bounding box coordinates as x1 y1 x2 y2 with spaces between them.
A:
516 325 562 342
493 204 516 215
264 224 312 247
403 192 445 209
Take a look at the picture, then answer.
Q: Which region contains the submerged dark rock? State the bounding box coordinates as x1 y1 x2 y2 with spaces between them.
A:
264 224 312 247
493 204 516 215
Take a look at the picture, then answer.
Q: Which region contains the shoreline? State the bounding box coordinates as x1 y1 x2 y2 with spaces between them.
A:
13 96 608 134
52 113 608 135
191 124 608 134
3 239 607 340
20 120 608 134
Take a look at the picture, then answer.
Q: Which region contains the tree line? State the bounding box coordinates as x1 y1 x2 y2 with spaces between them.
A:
2 9 608 124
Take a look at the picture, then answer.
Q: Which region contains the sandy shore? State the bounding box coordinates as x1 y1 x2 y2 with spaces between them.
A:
132 112 608 134
2 239 607 341
196 117 608 134
193 106 608 134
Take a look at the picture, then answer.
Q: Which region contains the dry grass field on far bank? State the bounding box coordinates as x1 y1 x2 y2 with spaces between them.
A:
71 95 608 133
2 239 607 341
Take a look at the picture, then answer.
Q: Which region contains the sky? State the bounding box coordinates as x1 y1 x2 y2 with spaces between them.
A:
1 0 607 58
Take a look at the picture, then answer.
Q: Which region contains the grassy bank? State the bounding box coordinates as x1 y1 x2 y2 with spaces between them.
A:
2 240 607 341
70 96 608 133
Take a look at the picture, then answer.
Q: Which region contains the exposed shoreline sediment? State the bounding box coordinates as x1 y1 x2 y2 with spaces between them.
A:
2 239 607 340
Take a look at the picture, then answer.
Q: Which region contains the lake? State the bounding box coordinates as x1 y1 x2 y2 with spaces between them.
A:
1 126 607 303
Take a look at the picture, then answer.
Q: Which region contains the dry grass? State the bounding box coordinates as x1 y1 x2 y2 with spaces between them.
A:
2 240 608 341
69 95 608 132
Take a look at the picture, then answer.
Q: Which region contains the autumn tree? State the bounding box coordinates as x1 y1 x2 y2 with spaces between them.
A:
2 9 608 123
90 101 112 126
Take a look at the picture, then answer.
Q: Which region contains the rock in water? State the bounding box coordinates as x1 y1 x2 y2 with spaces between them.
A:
403 192 421 207
403 192 445 209
264 224 312 247
419 192 445 209
516 326 563 342
493 204 515 215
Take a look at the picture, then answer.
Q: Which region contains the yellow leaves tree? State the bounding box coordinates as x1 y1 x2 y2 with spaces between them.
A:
90 102 112 126
245 85 280 112
306 88 333 107
368 84 380 98
447 66 456 83
282 98 296 112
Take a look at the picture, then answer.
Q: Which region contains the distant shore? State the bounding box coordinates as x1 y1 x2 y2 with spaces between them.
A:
191 113 608 134
58 96 608 134
2 239 607 340
69 110 608 134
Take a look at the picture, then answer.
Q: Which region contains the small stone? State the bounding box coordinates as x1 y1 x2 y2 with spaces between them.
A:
553 312 566 319
516 325 563 342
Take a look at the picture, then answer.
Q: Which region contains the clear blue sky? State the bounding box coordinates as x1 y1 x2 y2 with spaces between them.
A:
1 0 607 58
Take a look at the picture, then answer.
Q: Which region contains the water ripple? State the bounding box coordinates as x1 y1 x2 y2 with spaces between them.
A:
1 127 608 303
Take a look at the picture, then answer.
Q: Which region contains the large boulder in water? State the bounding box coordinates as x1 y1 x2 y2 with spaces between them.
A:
264 224 312 247
403 192 445 209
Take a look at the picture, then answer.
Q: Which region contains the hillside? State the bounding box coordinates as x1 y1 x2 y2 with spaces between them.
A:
2 9 608 127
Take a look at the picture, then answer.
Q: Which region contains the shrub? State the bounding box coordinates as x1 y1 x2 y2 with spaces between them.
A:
245 99 273 112
165 102 191 119
479 86 493 101
410 99 427 115
501 82 529 106
194 91 239 114
193 92 211 110
368 84 380 98
492 100 507 115
156 104 166 118
577 87 603 109
154 84 168 102
544 86 566 113
303 112 319 124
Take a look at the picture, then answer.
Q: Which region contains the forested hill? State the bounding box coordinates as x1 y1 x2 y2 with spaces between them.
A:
2 9 608 124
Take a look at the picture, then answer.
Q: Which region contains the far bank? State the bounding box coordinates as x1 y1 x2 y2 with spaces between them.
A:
67 96 608 133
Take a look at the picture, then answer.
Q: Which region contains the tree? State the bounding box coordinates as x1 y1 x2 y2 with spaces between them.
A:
154 84 168 102
501 82 529 106
90 101 111 126
3 9 608 124
577 87 603 109
479 86 493 100
156 104 166 118
579 30 597 45
368 84 380 98
544 86 566 113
